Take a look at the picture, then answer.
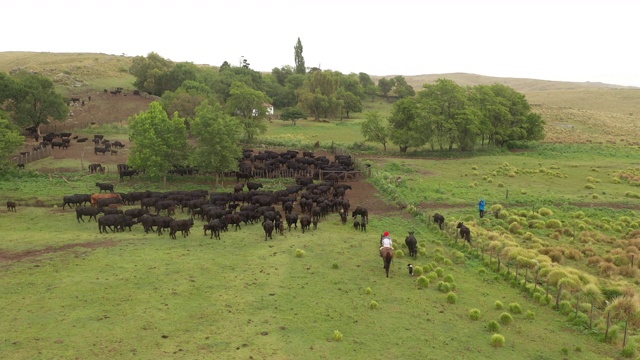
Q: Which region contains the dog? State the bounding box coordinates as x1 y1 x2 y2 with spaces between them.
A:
407 264 414 276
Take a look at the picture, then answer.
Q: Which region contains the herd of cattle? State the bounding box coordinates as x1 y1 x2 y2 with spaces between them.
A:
62 175 370 241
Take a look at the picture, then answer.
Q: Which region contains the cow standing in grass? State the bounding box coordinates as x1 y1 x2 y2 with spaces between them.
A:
405 231 418 259
6 201 17 212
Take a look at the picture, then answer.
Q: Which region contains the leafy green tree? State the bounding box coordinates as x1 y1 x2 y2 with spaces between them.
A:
294 37 306 74
387 97 426 152
271 66 294 87
161 80 213 120
190 101 242 181
360 111 389 150
297 70 341 120
392 76 415 99
226 82 270 139
8 73 67 134
358 72 377 101
378 78 395 100
128 102 189 185
280 107 307 125
338 90 362 119
0 72 16 103
263 74 296 108
161 62 198 93
297 89 328 121
129 52 173 96
339 73 365 99
0 117 25 170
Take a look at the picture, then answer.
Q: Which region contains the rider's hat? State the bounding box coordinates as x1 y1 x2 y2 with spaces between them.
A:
383 231 390 237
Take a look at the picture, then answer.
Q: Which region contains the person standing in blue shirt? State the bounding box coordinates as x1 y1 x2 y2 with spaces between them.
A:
478 199 486 218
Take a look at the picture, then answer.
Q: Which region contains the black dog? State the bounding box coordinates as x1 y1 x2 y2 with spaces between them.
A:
407 264 414 276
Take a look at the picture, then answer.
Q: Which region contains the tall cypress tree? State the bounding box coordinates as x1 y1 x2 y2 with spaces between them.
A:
294 38 306 75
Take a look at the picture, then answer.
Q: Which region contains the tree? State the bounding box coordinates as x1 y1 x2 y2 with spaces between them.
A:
0 117 24 170
280 107 307 125
392 76 415 99
338 90 362 119
128 102 189 185
129 52 173 96
8 73 67 134
378 78 395 100
226 82 270 139
605 295 640 347
360 111 389 150
581 284 604 329
358 72 377 101
297 70 341 120
190 101 242 183
387 98 426 152
294 37 306 75
160 80 214 120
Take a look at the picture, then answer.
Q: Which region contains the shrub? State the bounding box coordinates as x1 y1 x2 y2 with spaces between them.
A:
331 263 339 269
365 287 372 294
413 266 424 277
491 333 505 347
333 330 343 341
584 183 596 189
469 308 481 320
509 303 522 314
558 300 573 315
446 292 457 304
621 341 637 358
444 274 455 283
395 249 405 258
369 300 379 309
443 259 453 266
508 222 522 234
478 268 486 275
538 208 554 216
499 312 514 325
417 276 430 289
295 249 305 257
487 320 500 332
545 219 563 229
494 301 504 310
497 182 505 188
426 272 438 281
438 281 451 293
434 267 444 277
525 310 535 320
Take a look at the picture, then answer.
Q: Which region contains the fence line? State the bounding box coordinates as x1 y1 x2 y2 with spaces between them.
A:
12 147 52 165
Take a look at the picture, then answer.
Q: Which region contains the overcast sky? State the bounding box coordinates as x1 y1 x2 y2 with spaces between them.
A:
3 0 639 86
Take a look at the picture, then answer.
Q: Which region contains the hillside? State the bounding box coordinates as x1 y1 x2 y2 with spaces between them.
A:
3 51 640 145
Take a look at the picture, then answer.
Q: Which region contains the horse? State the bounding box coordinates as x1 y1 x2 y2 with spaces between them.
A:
456 222 471 243
381 247 394 278
405 231 417 258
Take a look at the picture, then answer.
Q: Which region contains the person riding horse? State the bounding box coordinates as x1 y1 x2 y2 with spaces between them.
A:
380 231 393 256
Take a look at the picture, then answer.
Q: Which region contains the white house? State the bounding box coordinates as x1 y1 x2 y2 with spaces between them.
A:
252 103 274 117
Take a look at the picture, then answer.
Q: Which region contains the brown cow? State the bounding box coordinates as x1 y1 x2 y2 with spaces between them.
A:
90 193 123 207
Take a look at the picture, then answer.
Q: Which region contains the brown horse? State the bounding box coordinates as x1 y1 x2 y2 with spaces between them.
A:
381 247 394 278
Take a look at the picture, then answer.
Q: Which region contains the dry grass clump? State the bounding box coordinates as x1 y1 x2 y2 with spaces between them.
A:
545 219 563 229
538 208 554 216
587 256 603 267
599 262 618 277
564 248 584 261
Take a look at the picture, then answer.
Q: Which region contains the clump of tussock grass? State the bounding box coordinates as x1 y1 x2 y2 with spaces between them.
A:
446 292 457 304
491 333 505 347
494 301 504 310
369 301 379 309
417 276 430 288
487 320 500 332
295 249 305 257
509 303 522 314
499 312 514 325
538 208 554 216
469 309 481 320
333 330 343 341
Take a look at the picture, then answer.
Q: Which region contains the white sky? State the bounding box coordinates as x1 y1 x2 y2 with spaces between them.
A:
3 0 639 86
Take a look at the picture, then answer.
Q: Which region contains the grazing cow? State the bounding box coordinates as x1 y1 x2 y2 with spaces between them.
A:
112 141 125 149
77 137 89 143
283 201 295 215
119 169 138 181
90 193 123 207
17 163 25 169
456 222 471 243
155 216 174 236
236 172 254 182
351 206 368 224
88 163 103 174
233 183 244 193
51 141 64 149
75 206 101 223
98 214 127 233
300 215 311 234
6 201 17 212
405 231 418 259
263 219 275 241
169 219 194 239
246 182 263 191
275 219 285 235
433 213 445 230
95 182 114 193
124 208 149 220
360 221 367 232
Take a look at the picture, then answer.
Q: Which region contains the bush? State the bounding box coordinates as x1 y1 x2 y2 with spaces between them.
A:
426 272 438 281
469 308 481 321
331 263 339 269
395 249 405 258
525 310 535 320
538 208 554 216
413 266 424 277
584 183 596 189
446 292 457 304
333 330 343 341
509 303 522 314
499 312 514 325
295 249 305 257
494 301 504 310
497 182 505 188
434 267 444 277
417 276 430 289
444 274 455 283
491 333 505 347
487 320 500 332
558 300 573 315
478 268 486 275
369 300 379 309
365 287 372 294
545 219 563 229
621 341 637 358
438 281 451 293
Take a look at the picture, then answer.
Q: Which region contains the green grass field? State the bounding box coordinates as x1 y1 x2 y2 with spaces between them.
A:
2 52 640 359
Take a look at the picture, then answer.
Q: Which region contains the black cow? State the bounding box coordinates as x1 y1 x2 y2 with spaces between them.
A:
119 169 138 181
433 213 445 230
263 219 275 241
339 210 348 225
6 201 17 212
94 147 109 155
62 194 91 209
51 141 64 149
204 219 223 239
98 214 127 233
236 172 254 182
300 215 311 234
112 141 125 149
405 231 418 259
124 208 149 220
457 222 471 243
353 220 361 231
75 206 101 222
95 182 114 193
169 219 194 239
351 206 368 224
246 182 263 191
286 213 298 231
88 163 103 174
